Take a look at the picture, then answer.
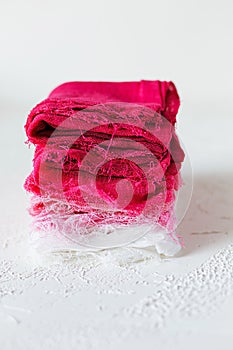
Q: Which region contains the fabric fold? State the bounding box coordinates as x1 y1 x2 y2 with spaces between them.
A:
24 80 184 257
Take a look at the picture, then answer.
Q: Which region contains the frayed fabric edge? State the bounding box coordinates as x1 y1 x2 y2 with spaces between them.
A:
28 224 181 265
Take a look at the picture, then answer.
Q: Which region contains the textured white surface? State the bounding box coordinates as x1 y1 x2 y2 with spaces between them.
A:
0 102 233 350
1 0 233 348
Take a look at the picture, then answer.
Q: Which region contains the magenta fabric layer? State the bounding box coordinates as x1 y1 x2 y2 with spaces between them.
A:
24 80 184 233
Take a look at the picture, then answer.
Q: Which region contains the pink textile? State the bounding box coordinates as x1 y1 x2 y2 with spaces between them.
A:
24 80 184 233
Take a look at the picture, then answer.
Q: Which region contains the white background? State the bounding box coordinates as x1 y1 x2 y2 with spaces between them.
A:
0 1 233 349
1 0 233 107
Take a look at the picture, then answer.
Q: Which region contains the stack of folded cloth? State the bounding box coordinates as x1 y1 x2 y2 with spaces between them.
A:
24 81 185 256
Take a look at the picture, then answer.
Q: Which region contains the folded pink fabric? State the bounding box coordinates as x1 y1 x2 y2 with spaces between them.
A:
24 80 184 250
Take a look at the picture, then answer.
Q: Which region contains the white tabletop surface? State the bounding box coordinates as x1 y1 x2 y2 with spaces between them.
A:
0 1 233 348
0 101 232 350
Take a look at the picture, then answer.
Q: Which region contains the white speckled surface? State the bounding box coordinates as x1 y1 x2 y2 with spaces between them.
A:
0 101 233 350
1 0 233 347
